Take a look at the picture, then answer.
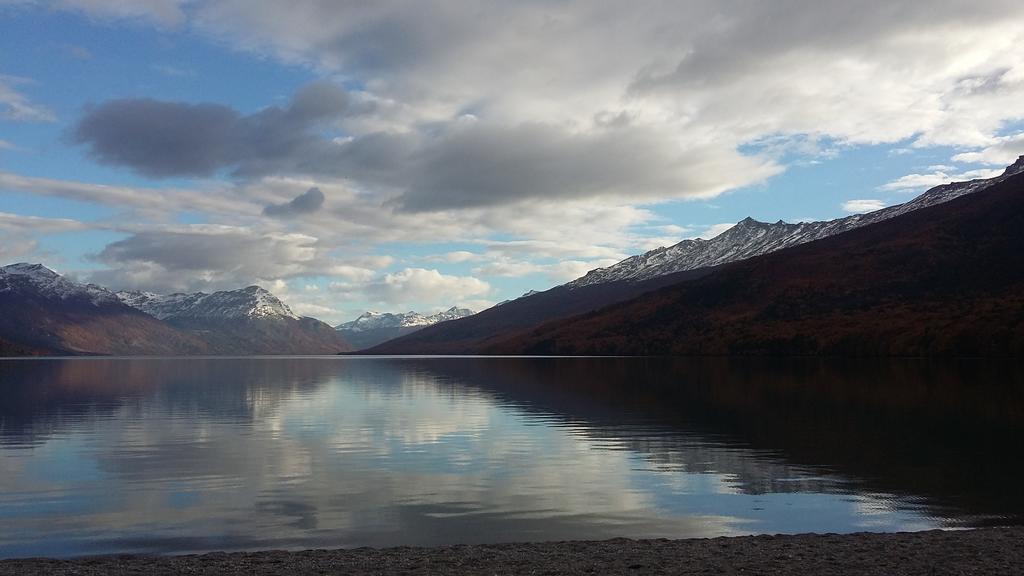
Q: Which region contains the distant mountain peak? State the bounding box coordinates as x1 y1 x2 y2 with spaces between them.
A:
336 306 475 332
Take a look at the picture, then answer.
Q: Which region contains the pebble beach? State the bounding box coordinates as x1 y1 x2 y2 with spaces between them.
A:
2 527 1021 575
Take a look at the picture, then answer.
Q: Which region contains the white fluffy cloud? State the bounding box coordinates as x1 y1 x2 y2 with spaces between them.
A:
841 199 887 214
952 132 1024 166
693 223 736 240
880 167 1004 192
363 268 491 306
61 1 1024 212
188 1 1024 144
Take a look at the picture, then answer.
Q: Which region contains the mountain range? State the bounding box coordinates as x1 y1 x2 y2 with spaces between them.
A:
568 161 1022 288
334 307 475 350
0 267 350 355
4 157 1023 357
370 156 1024 355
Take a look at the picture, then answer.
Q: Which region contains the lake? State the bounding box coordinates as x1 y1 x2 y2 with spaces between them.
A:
0 357 1021 558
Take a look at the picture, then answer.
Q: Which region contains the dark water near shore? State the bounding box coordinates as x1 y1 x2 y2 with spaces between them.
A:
0 357 1021 558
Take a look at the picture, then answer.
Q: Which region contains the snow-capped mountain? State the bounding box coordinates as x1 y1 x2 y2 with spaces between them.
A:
115 285 348 355
335 306 475 350
568 156 1024 288
337 311 427 332
0 263 120 306
336 307 475 332
0 266 349 356
117 286 300 321
0 263 209 355
427 306 476 324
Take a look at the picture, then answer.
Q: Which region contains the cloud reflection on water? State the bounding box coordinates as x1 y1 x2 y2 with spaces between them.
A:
0 357 1021 558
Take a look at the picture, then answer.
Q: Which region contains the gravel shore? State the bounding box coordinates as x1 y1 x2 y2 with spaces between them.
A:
2 527 1021 575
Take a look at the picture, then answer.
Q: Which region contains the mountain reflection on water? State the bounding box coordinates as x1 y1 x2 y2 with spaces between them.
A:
0 357 1021 558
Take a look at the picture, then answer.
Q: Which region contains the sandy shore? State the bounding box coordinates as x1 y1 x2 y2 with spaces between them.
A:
1 527 1021 575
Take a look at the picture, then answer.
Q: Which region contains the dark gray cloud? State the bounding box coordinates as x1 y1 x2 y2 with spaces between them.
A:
71 84 777 212
73 81 361 178
264 187 325 217
74 99 240 177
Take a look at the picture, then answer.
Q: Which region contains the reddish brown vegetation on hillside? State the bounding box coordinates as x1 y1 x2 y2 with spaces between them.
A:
488 172 1024 356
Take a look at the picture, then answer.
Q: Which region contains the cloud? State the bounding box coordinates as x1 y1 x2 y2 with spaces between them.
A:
694 223 736 240
388 122 780 211
97 227 314 273
880 167 1004 192
841 199 887 213
470 257 620 282
952 132 1024 165
90 225 344 292
24 1 1024 307
0 235 39 261
54 0 191 27
0 75 55 122
471 258 545 279
0 212 93 266
46 0 1024 159
435 251 482 264
73 81 366 178
74 99 241 177
263 186 325 217
0 169 654 281
65 1 1024 213
545 260 621 283
361 268 490 306
0 211 92 233
0 213 80 262
73 86 780 210
66 0 1024 215
187 0 1024 148
0 170 254 220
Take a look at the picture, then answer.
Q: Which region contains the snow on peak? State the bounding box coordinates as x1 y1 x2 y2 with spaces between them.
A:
117 285 299 321
336 306 475 332
566 157 1024 289
431 306 475 323
1 262 60 281
1 262 119 306
1003 155 1024 177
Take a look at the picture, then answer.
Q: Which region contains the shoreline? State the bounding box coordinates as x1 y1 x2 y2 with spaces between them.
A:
2 527 1021 575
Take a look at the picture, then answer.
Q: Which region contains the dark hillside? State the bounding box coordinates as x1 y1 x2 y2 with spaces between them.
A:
490 170 1024 356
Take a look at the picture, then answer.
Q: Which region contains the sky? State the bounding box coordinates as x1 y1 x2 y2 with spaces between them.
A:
1 0 1023 324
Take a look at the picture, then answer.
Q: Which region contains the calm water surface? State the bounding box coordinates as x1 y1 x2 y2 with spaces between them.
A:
0 357 1022 558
